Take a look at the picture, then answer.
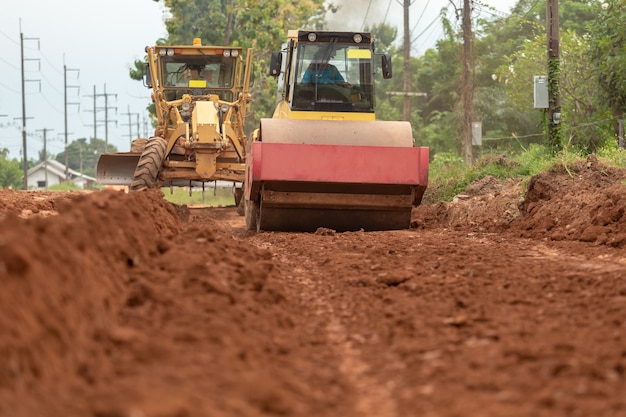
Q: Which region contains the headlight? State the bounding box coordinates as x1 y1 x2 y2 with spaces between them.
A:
231 49 239 57
181 102 191 111
220 103 229 113
158 49 166 56
308 32 317 42
353 34 363 44
223 49 231 57
167 48 175 56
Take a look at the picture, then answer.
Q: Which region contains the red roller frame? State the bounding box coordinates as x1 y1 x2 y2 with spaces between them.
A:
247 142 429 191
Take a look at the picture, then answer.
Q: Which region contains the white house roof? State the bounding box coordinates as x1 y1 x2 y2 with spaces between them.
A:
27 159 97 182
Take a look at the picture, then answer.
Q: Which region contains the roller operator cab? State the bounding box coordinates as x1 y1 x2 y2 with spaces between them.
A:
268 31 393 118
244 30 429 232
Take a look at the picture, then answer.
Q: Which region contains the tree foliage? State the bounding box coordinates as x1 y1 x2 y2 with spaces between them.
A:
589 0 626 124
496 29 612 152
404 0 608 157
54 138 117 178
126 0 623 159
138 0 328 130
0 148 23 189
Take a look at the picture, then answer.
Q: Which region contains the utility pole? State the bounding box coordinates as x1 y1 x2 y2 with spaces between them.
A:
79 144 84 175
19 30 40 190
122 105 139 149
547 0 561 152
461 0 474 166
143 115 151 138
99 84 117 153
87 84 117 153
136 114 141 140
92 85 97 141
64 62 80 180
36 128 53 189
403 0 411 122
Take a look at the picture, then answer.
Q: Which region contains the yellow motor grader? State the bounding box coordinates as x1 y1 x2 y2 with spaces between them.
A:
97 38 253 202
243 30 429 232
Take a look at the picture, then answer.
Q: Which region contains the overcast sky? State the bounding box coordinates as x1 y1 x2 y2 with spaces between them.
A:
0 0 517 160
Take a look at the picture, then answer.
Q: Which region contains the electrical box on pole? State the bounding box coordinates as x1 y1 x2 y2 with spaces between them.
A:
472 122 482 146
534 76 549 109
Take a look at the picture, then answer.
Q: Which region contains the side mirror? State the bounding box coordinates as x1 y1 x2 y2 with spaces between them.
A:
381 54 392 79
144 64 152 88
269 52 282 77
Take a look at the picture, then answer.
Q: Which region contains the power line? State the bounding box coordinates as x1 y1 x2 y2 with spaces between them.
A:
0 81 20 94
0 55 20 70
381 0 393 26
411 0 432 34
0 28 19 45
361 0 375 30
410 10 442 45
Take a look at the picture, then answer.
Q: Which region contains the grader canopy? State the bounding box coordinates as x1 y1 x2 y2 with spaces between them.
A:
97 38 252 198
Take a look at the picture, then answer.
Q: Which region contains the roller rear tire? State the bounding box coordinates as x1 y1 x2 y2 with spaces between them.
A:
244 200 259 232
234 187 245 216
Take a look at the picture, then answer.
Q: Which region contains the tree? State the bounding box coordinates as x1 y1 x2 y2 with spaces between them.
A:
54 138 117 178
367 23 398 55
589 0 626 141
136 0 328 129
0 148 23 189
496 29 612 152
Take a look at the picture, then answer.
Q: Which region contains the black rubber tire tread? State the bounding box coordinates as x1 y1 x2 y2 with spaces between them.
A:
129 137 167 192
244 199 258 231
236 193 245 216
234 187 244 215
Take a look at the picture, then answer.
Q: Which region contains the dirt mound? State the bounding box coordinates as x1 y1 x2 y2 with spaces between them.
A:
514 156 626 246
0 190 302 416
412 176 523 232
0 189 86 218
413 156 626 247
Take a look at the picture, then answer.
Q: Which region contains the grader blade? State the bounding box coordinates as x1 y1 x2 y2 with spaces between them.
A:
96 153 140 186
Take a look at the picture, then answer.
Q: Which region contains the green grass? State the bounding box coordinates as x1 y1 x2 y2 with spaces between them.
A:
48 182 83 191
161 186 237 206
425 143 626 203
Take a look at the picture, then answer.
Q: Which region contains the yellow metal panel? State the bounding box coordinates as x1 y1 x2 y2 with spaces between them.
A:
189 79 207 88
193 101 220 142
273 100 375 121
288 110 375 121
347 49 372 59
195 153 217 178
194 101 219 123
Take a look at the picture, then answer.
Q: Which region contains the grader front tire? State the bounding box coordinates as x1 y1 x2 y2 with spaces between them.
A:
129 137 167 192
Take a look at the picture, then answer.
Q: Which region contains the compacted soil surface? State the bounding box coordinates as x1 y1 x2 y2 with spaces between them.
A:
1 156 626 417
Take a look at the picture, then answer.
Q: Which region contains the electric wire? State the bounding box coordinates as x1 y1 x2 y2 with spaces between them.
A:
381 0 393 27
411 0 432 34
0 81 20 94
0 55 20 71
0 29 19 45
361 0 375 30
411 3 452 45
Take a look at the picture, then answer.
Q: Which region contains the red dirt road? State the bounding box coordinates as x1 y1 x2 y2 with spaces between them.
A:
1 156 625 417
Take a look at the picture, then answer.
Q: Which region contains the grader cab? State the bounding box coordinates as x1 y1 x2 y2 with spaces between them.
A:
97 38 253 201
